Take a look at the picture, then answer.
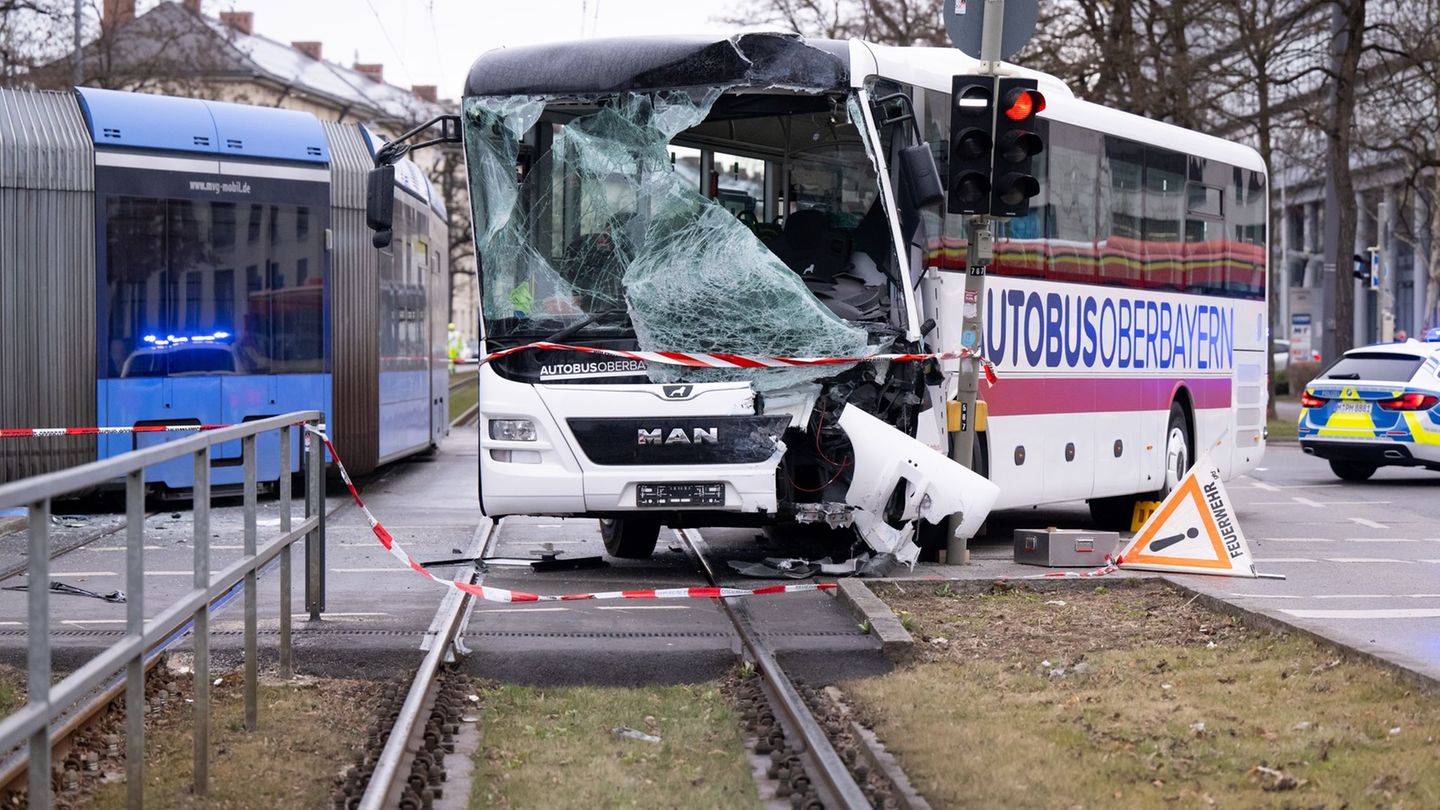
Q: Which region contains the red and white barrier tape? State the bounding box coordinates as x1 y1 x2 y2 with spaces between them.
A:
481 341 999 385
1015 557 1119 579
1 424 231 439
307 425 836 603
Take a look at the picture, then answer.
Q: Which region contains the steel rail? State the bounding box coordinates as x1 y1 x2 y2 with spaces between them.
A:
676 529 871 810
357 519 497 810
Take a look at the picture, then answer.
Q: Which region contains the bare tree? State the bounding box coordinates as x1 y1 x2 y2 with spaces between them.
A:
725 0 947 46
1364 0 1440 332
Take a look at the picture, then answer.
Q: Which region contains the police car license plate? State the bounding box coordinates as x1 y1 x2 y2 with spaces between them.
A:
1335 400 1370 414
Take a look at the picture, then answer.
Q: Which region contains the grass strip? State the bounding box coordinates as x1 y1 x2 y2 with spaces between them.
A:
471 681 759 809
450 371 479 423
845 581 1439 808
88 676 376 809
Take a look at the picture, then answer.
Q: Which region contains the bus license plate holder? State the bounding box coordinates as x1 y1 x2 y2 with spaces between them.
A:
1335 400 1370 414
636 482 725 507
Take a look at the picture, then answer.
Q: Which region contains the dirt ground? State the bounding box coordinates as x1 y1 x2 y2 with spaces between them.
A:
843 579 1440 809
81 669 378 810
470 680 759 809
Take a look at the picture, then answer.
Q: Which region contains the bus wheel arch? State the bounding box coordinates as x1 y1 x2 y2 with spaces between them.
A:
1163 386 1197 497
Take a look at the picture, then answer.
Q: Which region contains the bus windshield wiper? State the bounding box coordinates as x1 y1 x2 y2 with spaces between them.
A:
542 309 628 343
544 315 596 343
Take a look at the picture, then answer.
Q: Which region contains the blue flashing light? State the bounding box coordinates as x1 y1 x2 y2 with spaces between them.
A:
1425 327 1440 343
143 330 235 349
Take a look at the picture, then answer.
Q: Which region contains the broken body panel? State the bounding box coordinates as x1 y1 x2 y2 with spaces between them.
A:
465 34 992 559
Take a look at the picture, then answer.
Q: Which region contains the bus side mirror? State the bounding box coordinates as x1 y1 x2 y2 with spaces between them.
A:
898 144 945 211
367 165 395 248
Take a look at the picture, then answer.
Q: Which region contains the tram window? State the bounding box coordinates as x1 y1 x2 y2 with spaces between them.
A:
103 196 324 377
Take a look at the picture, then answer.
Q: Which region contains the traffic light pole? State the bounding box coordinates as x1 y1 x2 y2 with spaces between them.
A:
946 219 992 563
946 0 1006 565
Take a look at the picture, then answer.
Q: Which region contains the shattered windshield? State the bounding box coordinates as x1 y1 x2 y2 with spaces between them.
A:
463 88 894 389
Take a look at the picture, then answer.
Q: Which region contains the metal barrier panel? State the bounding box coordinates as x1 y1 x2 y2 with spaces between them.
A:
0 411 325 804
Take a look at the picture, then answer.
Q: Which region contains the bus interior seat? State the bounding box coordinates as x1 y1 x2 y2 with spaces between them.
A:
770 208 847 280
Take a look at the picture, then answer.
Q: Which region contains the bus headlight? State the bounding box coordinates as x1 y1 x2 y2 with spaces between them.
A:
489 419 537 441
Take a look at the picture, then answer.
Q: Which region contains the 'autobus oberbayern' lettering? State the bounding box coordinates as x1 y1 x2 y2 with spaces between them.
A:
984 289 1234 372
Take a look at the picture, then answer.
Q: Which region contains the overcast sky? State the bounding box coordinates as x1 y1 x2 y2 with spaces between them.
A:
198 0 751 98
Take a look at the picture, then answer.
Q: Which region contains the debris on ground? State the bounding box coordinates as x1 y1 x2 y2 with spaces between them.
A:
611 726 662 744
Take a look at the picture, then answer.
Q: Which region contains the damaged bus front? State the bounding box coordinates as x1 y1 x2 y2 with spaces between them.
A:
463 34 998 561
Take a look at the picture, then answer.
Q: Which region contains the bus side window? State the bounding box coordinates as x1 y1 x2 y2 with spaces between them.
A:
1045 121 1099 284
1143 146 1186 291
1100 136 1143 289
1225 167 1267 300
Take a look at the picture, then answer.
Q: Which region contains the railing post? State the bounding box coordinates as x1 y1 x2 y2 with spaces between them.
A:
305 419 325 620
125 470 145 810
278 425 293 680
27 498 51 808
192 448 210 796
242 435 258 732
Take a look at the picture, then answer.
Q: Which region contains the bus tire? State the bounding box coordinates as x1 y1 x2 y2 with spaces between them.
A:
1161 400 1193 499
1328 460 1376 482
600 517 661 559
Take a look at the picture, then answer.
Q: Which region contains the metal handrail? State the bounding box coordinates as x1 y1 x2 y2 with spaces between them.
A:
0 410 326 808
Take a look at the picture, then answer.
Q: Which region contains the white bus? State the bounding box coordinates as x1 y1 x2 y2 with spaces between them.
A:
445 34 1268 559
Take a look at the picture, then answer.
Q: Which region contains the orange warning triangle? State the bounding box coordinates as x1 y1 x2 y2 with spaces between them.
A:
1116 456 1257 577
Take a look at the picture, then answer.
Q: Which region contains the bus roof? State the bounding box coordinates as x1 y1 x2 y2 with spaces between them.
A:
463 34 1265 175
464 33 849 97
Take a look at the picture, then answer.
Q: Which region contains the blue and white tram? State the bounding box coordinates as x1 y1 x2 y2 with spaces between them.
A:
0 87 450 489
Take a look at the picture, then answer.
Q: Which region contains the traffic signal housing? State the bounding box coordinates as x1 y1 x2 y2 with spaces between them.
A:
947 75 995 215
989 77 1045 218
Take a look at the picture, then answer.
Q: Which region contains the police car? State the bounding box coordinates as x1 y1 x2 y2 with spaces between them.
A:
1298 337 1440 480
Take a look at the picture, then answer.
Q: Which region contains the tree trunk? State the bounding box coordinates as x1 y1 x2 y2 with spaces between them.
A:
1326 0 1366 356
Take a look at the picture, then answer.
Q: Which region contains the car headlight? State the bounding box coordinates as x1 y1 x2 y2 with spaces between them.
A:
488 419 537 441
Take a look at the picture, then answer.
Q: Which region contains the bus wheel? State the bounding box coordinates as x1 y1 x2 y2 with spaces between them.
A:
600 517 661 559
1162 401 1192 498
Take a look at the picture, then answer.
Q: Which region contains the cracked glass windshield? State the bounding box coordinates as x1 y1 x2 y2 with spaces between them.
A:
463 88 896 387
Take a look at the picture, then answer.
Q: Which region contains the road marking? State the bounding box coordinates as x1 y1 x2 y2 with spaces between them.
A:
0 621 22 626
1292 497 1327 508
1323 557 1408 563
1344 537 1414 543
1252 557 1318 563
593 605 692 611
1281 608 1440 619
1420 559 1440 564
1226 593 1303 600
1348 518 1389 530
297 612 390 618
1251 481 1281 492
50 572 116 577
61 619 126 626
1258 537 1333 543
473 607 569 614
149 571 200 576
330 567 408 573
94 546 170 552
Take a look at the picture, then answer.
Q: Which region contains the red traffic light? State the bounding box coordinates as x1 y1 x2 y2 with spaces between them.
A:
1002 89 1045 121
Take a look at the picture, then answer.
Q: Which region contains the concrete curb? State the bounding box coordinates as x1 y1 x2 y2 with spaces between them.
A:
835 579 913 662
0 516 24 539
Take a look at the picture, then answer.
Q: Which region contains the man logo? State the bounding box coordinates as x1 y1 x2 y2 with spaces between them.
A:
662 385 694 399
637 427 719 446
